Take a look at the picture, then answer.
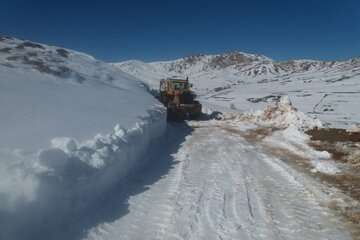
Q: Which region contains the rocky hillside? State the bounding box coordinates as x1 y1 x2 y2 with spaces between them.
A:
0 35 124 84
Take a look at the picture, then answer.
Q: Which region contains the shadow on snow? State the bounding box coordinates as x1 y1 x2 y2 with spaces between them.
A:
0 122 193 240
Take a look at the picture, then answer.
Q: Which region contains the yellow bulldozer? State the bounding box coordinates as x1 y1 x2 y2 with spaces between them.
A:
159 78 202 120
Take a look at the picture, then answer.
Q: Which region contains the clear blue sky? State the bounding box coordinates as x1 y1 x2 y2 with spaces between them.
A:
1 0 359 62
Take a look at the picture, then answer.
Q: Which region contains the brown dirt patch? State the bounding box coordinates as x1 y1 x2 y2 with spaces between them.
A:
306 127 360 142
306 127 360 205
303 127 360 234
320 174 360 200
220 125 278 143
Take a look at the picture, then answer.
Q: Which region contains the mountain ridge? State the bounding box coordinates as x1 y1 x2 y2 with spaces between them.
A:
115 51 360 80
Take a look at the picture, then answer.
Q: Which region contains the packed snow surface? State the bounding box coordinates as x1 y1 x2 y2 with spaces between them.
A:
85 123 351 240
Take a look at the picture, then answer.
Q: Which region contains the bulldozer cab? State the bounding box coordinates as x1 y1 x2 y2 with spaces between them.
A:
160 78 192 94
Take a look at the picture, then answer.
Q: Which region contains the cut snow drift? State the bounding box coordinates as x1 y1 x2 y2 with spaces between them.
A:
0 36 167 240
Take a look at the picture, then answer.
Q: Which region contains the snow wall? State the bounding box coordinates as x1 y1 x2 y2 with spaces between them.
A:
0 106 167 239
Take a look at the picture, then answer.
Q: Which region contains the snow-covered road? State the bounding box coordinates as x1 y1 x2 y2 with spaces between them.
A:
85 123 351 240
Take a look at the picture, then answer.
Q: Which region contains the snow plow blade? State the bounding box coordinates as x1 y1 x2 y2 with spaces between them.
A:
167 102 202 121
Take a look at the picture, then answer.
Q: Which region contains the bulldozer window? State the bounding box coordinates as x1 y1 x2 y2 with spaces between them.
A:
174 82 188 90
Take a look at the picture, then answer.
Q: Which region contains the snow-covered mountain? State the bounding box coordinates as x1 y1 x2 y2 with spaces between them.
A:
0 35 166 240
115 51 360 128
115 51 360 87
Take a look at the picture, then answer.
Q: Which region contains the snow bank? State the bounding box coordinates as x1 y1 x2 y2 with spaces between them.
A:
0 92 166 239
39 105 165 202
0 36 167 239
222 96 322 130
0 150 40 211
0 108 166 239
235 97 340 175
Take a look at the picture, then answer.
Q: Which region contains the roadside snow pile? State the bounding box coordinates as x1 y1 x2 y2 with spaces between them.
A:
215 96 340 175
0 36 167 240
223 96 322 130
243 97 341 175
